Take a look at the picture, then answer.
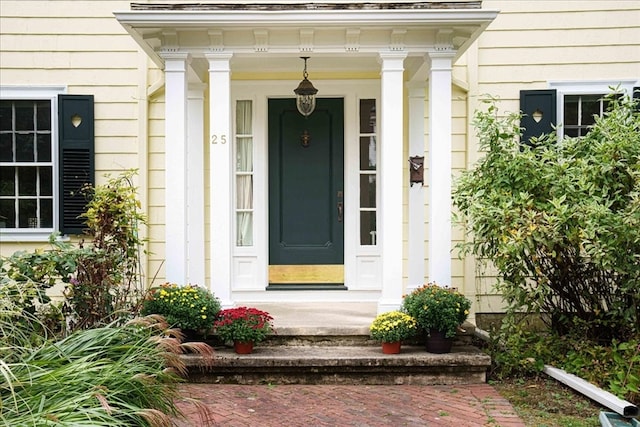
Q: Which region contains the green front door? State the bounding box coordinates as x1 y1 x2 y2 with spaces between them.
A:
268 98 344 286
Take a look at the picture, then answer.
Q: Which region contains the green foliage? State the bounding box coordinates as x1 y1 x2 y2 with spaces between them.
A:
0 170 147 332
453 93 640 341
486 321 640 404
0 313 213 426
369 311 418 343
141 283 221 332
214 307 274 343
66 169 147 330
0 235 78 313
402 283 471 338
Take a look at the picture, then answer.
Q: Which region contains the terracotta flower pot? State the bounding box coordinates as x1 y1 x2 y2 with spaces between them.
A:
233 341 254 354
425 329 453 354
381 341 401 354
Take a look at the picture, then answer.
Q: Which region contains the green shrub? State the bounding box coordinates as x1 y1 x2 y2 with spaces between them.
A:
453 93 640 342
402 283 471 338
0 170 147 333
141 283 221 332
486 318 640 404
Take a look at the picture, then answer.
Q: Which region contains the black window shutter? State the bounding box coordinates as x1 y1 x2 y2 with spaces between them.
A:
520 89 557 145
633 86 639 112
58 95 94 235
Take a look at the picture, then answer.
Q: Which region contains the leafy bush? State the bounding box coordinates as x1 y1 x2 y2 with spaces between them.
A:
141 283 221 332
66 169 147 330
453 93 640 342
485 321 640 404
214 307 274 343
0 235 78 315
369 311 418 343
0 170 147 332
402 283 471 338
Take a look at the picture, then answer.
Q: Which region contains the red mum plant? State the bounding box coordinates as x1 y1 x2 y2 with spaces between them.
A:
213 307 274 344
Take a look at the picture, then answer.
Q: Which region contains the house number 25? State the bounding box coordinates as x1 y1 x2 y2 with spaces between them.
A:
210 134 227 144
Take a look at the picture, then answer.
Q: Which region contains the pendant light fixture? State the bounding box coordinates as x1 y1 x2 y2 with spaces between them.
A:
293 56 318 117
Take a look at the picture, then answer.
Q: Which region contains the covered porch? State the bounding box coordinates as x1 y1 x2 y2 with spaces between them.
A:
114 2 497 312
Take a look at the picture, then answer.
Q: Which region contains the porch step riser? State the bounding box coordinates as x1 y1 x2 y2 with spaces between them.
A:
261 335 474 347
183 344 491 386
187 370 488 386
196 335 474 348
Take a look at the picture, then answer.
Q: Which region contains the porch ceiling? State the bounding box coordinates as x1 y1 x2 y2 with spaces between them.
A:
114 2 497 79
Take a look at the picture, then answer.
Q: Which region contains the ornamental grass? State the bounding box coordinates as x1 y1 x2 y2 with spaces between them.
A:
0 305 215 427
369 311 418 343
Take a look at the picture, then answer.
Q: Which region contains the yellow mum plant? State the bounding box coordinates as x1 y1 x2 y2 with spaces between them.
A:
141 283 221 331
369 311 418 343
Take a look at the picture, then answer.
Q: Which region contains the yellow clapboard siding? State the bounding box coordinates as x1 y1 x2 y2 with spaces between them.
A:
269 265 345 284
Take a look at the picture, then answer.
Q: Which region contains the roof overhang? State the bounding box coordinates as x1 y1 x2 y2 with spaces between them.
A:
114 2 498 79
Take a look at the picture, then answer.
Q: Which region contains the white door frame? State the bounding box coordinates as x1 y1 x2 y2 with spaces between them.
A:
231 79 382 303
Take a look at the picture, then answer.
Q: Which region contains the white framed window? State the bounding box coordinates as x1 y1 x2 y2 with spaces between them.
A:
550 81 637 140
0 86 64 241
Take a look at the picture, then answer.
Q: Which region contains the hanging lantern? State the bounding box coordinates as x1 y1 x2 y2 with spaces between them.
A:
293 56 318 117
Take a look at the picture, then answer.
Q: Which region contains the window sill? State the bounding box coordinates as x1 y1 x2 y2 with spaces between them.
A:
0 231 70 243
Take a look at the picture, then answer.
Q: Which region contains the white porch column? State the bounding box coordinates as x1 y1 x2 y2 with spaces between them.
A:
407 84 426 291
377 51 407 313
427 51 455 285
206 53 233 306
162 52 190 284
187 84 206 286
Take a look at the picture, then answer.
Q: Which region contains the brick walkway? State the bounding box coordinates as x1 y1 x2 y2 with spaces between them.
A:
173 384 526 426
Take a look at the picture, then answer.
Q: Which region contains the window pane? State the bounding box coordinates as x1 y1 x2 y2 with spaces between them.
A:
0 133 13 161
40 166 53 196
236 175 253 209
360 211 377 245
0 102 12 131
359 99 376 133
18 199 37 228
36 101 51 129
18 167 37 195
359 136 376 170
0 167 15 196
41 198 53 228
581 96 600 126
236 100 252 134
564 96 578 126
14 101 34 131
0 199 16 228
16 133 35 161
236 137 253 172
37 134 52 162
564 128 579 138
237 212 253 246
360 174 376 208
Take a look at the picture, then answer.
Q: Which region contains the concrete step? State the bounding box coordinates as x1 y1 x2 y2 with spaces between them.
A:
183 343 490 385
183 322 489 385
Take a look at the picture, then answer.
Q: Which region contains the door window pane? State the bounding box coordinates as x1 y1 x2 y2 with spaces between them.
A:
360 211 377 245
235 100 253 246
359 99 377 245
